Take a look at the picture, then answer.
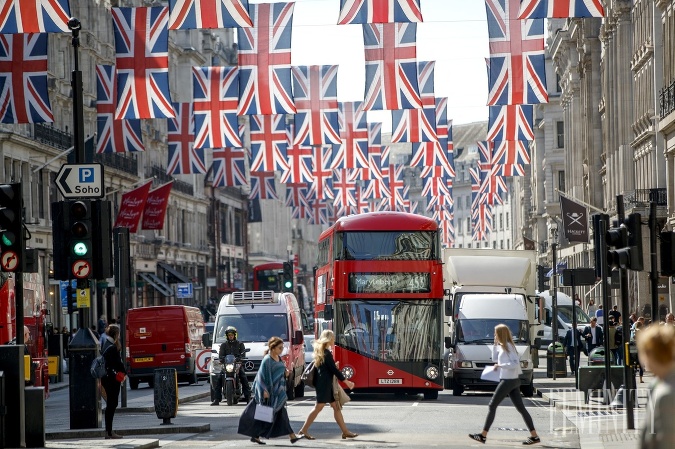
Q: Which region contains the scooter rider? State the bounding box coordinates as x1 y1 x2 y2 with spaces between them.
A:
212 326 251 405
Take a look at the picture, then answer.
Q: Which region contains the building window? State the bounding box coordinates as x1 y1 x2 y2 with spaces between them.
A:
493 241 497 249
506 213 510 229
500 240 504 249
458 244 462 248
468 243 472 249
558 170 566 193
466 196 471 209
499 213 503 230
483 241 489 248
466 217 471 233
555 73 562 93
507 239 510 249
556 121 564 148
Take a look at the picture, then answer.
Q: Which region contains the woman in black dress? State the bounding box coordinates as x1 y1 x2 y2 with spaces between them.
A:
298 329 357 440
101 324 126 439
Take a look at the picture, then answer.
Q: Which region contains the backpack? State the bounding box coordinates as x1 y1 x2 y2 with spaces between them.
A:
301 361 316 388
90 342 111 379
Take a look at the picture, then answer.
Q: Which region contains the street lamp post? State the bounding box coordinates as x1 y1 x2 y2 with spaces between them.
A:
549 221 559 380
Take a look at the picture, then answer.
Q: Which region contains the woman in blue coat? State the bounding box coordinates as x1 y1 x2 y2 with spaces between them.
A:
238 336 302 445
298 329 357 440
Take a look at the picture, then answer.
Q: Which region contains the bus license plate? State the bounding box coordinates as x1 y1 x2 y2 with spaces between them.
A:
378 378 403 385
135 357 153 362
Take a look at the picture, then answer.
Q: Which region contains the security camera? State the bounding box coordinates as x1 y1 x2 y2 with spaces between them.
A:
67 17 81 31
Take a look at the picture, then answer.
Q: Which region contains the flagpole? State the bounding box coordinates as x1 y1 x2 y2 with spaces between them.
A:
555 188 605 214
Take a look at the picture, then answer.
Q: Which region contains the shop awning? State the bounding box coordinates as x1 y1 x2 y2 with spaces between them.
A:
139 272 174 297
157 262 191 284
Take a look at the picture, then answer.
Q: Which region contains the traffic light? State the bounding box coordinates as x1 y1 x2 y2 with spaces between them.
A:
606 213 643 271
92 200 113 280
282 261 293 292
536 265 550 292
0 183 24 272
52 200 94 280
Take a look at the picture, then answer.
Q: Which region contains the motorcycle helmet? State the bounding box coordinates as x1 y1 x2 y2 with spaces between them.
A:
225 326 238 339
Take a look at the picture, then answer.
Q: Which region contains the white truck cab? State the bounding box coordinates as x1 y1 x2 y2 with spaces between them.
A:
535 291 591 348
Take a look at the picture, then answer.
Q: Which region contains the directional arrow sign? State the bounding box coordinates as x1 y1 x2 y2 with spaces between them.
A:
55 163 104 199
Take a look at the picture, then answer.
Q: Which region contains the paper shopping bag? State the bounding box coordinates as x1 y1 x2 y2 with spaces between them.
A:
253 402 274 423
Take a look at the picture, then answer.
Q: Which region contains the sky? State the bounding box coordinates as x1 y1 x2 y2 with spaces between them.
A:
276 0 491 129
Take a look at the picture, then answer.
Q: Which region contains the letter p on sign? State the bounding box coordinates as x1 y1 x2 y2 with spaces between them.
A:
79 168 94 183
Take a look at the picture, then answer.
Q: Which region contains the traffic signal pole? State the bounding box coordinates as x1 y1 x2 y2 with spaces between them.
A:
649 202 658 323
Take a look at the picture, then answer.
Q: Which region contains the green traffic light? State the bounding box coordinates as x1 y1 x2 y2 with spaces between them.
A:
72 241 88 257
1 231 15 246
284 280 292 288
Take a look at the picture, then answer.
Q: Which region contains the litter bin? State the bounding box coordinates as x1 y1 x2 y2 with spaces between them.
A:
68 328 101 429
546 342 567 378
154 368 178 424
24 386 45 448
588 347 616 366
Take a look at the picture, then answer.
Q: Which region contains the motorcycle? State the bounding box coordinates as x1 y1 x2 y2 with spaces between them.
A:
210 348 250 406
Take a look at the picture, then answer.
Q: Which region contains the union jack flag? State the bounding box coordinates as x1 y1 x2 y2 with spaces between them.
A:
308 200 331 225
381 164 406 211
366 122 384 180
338 0 423 24
291 203 311 221
249 114 289 172
95 64 144 154
281 124 313 184
112 7 174 120
391 60 436 143
0 0 70 33
311 146 334 201
212 147 248 187
0 33 52 124
333 102 369 169
487 104 534 142
491 140 531 170
485 0 547 105
439 208 455 247
472 202 493 241
435 97 448 141
363 173 390 200
421 166 450 199
192 66 241 149
285 182 310 208
167 102 206 175
354 185 371 214
332 169 357 209
292 65 340 146
518 0 604 19
447 119 456 177
494 160 526 177
238 2 295 115
168 0 253 29
380 145 392 166
363 23 421 111
249 171 278 200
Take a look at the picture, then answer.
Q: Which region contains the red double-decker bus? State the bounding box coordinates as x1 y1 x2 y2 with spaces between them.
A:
252 262 284 292
314 212 445 399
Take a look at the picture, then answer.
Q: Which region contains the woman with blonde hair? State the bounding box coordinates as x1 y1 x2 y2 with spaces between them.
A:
637 324 675 448
469 324 540 445
238 336 302 445
298 329 357 440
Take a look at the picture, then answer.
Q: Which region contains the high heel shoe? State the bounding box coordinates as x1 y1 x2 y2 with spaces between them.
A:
298 432 315 440
250 437 266 445
342 432 358 439
290 434 304 444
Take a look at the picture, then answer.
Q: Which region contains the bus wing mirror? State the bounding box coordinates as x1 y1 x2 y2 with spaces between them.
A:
324 304 333 321
444 336 453 349
292 330 303 345
444 299 453 317
202 333 212 347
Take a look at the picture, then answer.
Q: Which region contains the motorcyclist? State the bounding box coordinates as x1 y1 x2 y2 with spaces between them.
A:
211 326 251 405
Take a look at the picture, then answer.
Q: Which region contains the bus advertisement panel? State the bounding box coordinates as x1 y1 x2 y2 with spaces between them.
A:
314 212 445 399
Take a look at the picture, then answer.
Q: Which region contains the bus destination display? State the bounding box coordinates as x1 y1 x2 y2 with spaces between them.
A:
348 272 430 293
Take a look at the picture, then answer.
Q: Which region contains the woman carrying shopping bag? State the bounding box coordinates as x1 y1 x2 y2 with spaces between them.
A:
298 329 358 440
469 324 541 445
101 324 126 440
237 336 303 445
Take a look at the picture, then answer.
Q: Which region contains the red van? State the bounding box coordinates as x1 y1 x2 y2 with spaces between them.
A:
126 305 205 389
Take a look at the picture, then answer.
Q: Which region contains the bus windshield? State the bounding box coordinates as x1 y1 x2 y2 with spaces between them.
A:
255 269 282 292
334 300 441 362
457 319 529 344
336 231 437 261
214 313 288 343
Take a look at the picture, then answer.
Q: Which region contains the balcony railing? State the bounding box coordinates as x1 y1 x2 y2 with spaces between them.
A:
660 80 675 118
34 123 72 149
93 152 138 176
624 188 667 206
149 166 194 196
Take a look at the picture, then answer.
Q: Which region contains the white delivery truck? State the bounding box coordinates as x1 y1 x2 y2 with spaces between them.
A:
207 290 306 400
535 291 591 348
442 249 541 397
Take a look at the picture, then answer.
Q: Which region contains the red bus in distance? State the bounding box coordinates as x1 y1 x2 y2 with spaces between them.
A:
314 212 445 399
252 262 284 292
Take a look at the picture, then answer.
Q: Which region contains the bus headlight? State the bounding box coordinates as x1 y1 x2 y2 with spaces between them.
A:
341 366 354 380
425 365 439 380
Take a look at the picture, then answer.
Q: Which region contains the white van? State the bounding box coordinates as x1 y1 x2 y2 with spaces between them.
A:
209 291 306 399
536 291 591 348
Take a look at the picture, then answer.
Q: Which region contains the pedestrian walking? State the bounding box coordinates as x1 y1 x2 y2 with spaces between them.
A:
587 299 598 318
563 327 585 374
100 324 126 439
633 321 645 383
583 317 604 353
298 329 357 440
636 324 675 449
469 324 540 445
595 304 604 326
665 313 675 326
608 305 621 324
237 336 303 445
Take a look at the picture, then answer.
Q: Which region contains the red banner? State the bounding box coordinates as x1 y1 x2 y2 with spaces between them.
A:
114 181 153 233
141 181 173 230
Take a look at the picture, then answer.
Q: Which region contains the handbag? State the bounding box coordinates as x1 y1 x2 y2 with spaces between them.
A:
253 401 274 423
332 377 351 410
301 361 316 387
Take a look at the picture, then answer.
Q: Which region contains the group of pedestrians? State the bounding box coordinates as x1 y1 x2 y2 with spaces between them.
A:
237 329 358 445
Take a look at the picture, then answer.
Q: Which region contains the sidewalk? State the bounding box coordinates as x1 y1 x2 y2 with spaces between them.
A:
532 360 648 449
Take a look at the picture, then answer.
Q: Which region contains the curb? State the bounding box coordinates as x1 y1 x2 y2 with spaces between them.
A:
46 423 210 440
47 439 160 449
113 391 211 413
535 387 614 411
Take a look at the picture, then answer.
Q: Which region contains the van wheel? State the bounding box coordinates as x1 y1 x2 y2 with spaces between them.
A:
189 370 198 385
423 390 439 400
521 382 535 398
286 374 296 401
444 377 452 389
130 378 139 390
148 378 154 389
295 380 305 398
452 384 464 396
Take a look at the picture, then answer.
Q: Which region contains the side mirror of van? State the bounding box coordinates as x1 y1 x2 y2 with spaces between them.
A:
532 337 541 350
202 333 212 347
444 299 453 317
324 304 333 321
292 330 303 345
444 336 453 349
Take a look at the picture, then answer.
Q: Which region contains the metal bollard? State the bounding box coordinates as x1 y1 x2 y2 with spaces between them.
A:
68 328 101 429
154 368 178 425
0 345 25 448
24 386 45 448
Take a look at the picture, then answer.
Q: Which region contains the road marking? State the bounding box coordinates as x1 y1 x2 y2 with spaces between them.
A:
412 401 419 406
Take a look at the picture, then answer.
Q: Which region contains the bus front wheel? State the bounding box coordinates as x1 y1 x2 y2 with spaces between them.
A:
423 390 439 400
452 384 464 396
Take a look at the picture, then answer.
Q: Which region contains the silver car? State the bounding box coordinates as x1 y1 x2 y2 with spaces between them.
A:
304 335 315 364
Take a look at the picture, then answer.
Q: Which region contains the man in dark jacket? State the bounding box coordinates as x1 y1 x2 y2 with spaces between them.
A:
582 317 604 353
211 326 250 405
563 327 585 374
